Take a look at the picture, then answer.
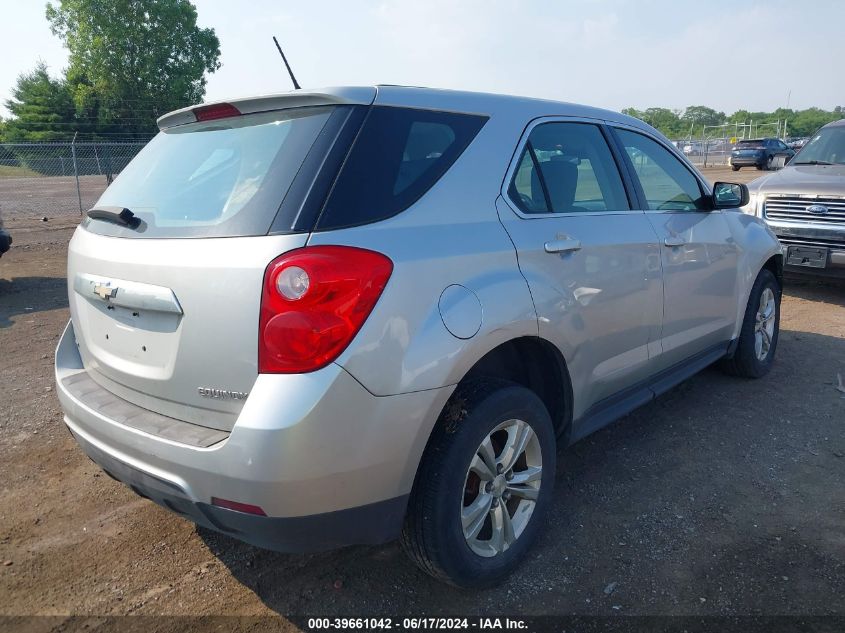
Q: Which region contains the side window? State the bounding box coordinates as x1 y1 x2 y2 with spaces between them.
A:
317 107 488 230
615 128 709 212
508 122 629 214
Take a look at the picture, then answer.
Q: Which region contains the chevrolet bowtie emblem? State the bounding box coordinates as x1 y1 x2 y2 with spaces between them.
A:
93 283 118 300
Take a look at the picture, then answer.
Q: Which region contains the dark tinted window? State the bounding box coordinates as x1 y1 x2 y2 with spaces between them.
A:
316 106 487 230
616 129 708 211
509 122 629 214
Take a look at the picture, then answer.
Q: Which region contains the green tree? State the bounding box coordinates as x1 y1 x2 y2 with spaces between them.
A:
3 62 76 141
681 105 725 128
788 107 841 137
46 0 221 137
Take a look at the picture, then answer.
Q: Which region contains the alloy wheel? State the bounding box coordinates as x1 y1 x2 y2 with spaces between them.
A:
461 418 542 557
754 287 776 361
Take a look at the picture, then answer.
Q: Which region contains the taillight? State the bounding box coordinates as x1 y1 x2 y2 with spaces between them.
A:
259 246 393 373
193 102 241 122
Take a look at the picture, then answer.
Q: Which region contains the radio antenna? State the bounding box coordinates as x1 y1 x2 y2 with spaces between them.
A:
272 36 301 90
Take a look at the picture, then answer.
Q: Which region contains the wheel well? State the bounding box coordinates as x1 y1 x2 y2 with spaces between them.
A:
461 337 573 441
762 253 783 286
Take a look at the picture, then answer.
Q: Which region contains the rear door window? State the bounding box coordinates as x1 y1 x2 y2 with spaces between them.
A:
508 122 630 214
315 107 487 230
86 106 337 238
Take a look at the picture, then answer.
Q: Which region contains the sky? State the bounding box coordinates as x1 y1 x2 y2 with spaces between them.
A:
1 0 843 119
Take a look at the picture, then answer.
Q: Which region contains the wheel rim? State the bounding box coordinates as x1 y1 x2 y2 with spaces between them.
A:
754 287 776 361
461 418 542 558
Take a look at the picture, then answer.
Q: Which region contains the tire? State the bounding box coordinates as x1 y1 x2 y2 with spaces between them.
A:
720 268 781 378
731 165 740 172
401 379 556 588
756 162 765 170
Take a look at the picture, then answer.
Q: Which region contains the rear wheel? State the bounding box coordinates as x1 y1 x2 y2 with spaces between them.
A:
720 269 781 378
401 379 556 587
731 164 740 172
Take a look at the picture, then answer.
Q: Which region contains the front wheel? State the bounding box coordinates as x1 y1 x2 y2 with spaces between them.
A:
720 268 781 378
401 379 556 587
731 164 741 172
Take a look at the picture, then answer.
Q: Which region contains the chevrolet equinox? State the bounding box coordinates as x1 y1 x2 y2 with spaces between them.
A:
56 86 783 587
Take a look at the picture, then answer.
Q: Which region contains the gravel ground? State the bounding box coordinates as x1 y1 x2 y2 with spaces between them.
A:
0 166 843 628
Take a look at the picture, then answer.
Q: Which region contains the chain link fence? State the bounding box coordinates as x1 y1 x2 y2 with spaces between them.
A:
0 140 149 221
670 138 734 167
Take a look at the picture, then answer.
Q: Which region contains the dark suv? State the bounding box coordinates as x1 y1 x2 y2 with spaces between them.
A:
0 211 11 258
731 138 795 171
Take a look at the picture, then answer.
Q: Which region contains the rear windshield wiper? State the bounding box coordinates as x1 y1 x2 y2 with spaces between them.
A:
86 206 141 229
792 160 834 166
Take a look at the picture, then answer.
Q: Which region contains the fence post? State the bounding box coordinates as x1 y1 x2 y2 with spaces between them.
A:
71 132 83 215
93 142 102 174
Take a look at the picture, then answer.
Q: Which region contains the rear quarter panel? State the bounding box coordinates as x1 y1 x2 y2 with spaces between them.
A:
307 112 539 396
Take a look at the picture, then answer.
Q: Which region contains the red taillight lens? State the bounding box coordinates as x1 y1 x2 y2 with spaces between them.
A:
193 102 241 122
259 246 393 373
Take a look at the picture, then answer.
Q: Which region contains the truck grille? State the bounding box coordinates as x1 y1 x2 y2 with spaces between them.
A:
764 196 845 224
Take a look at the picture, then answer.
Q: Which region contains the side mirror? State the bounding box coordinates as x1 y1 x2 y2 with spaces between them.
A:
713 182 749 209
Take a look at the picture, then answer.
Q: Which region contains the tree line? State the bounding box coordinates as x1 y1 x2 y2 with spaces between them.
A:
1 2 841 144
0 0 220 142
621 104 843 140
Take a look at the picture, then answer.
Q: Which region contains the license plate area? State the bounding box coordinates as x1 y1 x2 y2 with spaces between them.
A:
787 245 828 268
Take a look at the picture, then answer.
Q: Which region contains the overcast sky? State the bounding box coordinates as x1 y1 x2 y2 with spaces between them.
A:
1 0 843 119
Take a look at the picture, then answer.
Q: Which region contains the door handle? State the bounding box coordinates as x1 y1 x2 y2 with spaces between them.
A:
544 238 582 254
663 236 686 247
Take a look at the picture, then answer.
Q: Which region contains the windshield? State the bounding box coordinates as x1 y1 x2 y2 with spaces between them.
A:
792 125 845 165
86 106 334 238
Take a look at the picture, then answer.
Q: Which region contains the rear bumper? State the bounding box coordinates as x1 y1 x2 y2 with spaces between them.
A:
731 156 763 167
55 321 452 552
69 425 407 552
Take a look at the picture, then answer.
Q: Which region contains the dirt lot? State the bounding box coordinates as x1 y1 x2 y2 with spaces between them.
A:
0 166 843 627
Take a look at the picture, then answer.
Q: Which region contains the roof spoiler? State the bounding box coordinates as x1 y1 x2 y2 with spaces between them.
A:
156 87 377 131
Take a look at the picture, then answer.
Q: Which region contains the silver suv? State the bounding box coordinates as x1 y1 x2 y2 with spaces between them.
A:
745 118 845 277
55 86 783 587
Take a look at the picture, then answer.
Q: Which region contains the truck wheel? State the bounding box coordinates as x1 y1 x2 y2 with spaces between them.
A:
720 269 781 378
401 379 556 588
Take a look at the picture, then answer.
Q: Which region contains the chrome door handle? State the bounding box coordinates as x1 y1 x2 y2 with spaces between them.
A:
544 238 582 254
663 236 686 247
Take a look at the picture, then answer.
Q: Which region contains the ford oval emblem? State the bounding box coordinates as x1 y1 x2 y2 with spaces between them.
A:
806 204 829 215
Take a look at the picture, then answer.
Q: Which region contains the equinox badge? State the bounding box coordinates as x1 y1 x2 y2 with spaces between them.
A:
198 387 249 401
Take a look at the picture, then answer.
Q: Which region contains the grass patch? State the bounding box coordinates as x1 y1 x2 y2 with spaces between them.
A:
0 164 39 178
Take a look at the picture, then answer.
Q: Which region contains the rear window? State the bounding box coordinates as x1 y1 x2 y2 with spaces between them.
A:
315 106 487 230
84 107 336 238
736 140 764 148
